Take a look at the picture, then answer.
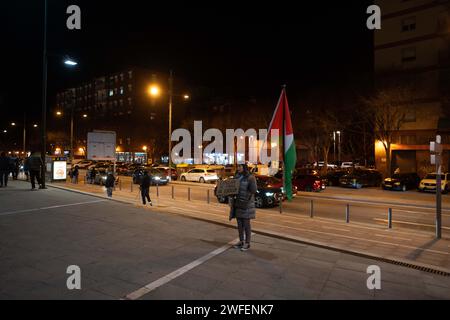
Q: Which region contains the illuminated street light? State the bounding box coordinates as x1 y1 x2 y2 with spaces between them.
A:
82 114 88 118
33 124 38 128
3 130 7 133
183 94 190 100
56 111 62 116
143 146 148 151
148 85 160 97
11 122 16 126
64 58 78 66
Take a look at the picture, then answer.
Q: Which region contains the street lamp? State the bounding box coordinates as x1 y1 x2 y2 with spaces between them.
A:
147 70 189 171
336 131 341 163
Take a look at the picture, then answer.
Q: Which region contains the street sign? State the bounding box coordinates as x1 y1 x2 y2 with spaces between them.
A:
87 131 116 161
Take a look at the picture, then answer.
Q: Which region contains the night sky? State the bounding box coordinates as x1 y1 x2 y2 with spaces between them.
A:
2 0 374 126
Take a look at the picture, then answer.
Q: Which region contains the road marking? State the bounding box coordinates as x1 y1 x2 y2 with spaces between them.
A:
124 237 240 300
0 200 107 217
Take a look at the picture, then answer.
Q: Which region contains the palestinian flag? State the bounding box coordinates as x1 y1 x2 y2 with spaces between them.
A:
268 88 296 200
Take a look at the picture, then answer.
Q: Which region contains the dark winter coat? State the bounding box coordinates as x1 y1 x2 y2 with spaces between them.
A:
140 174 151 189
105 174 115 188
25 155 43 171
231 173 257 220
0 156 11 171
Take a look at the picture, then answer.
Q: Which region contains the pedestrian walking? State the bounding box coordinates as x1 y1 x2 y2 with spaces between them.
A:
105 172 115 198
71 165 79 184
229 163 257 251
12 157 20 180
139 170 152 206
25 151 44 190
89 167 96 184
0 152 11 187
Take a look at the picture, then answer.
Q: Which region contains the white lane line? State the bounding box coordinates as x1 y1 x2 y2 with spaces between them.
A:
125 237 241 300
0 200 107 216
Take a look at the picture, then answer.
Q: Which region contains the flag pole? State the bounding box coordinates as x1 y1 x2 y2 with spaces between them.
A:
281 85 286 202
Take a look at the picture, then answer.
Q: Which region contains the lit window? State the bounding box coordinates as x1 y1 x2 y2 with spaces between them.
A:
128 84 132 91
109 89 114 97
120 86 124 94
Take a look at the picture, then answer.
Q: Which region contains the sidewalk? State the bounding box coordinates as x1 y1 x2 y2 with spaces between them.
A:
49 180 450 274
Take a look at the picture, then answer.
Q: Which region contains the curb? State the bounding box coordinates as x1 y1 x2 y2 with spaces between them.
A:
48 183 450 276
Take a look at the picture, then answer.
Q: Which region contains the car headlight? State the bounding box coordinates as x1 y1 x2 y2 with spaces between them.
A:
102 176 106 180
154 176 161 180
265 192 274 197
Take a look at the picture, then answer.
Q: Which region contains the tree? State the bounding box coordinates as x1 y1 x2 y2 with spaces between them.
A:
363 85 414 176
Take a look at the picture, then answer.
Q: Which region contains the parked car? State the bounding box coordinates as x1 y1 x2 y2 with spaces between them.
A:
180 168 219 183
214 176 284 208
132 167 169 185
382 173 420 191
93 168 119 186
74 160 94 169
154 166 178 181
255 175 297 199
292 174 326 192
322 169 349 186
313 161 337 169
339 169 382 189
418 173 450 193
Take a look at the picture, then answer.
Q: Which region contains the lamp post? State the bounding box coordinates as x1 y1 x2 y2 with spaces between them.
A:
41 0 78 188
148 71 189 169
336 131 341 163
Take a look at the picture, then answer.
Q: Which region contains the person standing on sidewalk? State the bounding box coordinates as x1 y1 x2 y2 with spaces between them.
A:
25 151 44 190
230 163 257 251
0 152 11 187
71 165 79 184
139 170 152 206
105 171 115 198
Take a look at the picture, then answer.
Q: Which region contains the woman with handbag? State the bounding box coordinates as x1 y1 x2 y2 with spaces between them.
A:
230 163 257 251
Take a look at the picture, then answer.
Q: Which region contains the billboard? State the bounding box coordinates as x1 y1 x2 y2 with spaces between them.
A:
52 161 67 181
87 131 116 161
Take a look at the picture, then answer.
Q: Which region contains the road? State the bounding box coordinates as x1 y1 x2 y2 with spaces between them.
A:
96 173 450 236
1 180 449 300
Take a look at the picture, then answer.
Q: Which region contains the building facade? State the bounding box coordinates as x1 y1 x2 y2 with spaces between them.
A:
374 0 450 177
55 68 171 163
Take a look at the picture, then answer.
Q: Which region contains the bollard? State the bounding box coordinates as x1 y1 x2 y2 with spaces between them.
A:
131 181 133 192
346 204 350 223
310 199 314 218
172 185 174 199
119 180 122 191
207 189 210 204
388 208 392 229
188 187 191 201
157 183 159 197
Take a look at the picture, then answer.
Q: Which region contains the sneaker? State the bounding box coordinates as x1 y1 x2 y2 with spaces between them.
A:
240 243 250 251
232 241 243 249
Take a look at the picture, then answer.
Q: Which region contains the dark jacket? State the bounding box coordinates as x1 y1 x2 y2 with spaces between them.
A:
140 174 151 189
232 173 257 219
25 155 43 171
105 174 115 188
0 156 11 171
